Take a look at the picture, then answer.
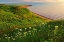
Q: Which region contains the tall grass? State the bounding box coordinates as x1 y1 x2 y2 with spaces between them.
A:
0 20 64 42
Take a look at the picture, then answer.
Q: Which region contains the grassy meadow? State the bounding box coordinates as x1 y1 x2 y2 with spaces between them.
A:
0 4 64 42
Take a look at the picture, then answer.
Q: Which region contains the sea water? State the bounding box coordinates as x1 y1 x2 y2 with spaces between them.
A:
28 3 64 20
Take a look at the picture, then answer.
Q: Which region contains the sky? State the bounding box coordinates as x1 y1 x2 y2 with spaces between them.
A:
0 0 64 3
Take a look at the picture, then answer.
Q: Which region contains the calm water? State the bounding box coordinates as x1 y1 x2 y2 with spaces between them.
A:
28 4 64 20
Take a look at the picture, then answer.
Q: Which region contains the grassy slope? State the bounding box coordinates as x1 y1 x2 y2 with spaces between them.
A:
0 4 48 30
0 4 64 42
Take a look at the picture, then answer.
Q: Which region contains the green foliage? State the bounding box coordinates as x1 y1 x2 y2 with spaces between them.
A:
0 4 47 30
0 20 64 42
0 4 57 42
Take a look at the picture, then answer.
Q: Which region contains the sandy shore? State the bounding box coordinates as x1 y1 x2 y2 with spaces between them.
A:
31 12 53 20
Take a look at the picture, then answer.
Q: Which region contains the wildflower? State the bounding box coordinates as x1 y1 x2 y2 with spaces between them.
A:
28 31 31 33
11 34 12 36
8 34 9 35
5 37 7 39
29 33 31 35
18 32 22 35
19 29 22 31
19 36 22 38
8 37 10 39
15 35 18 37
42 23 44 24
55 26 58 28
39 30 41 31
24 32 27 35
11 36 13 38
48 25 50 28
29 27 31 29
15 28 18 29
4 34 7 36
18 32 21 33
23 32 27 37
54 26 59 35
25 28 27 30
12 30 13 31
33 28 37 31
12 38 15 40
24 35 26 37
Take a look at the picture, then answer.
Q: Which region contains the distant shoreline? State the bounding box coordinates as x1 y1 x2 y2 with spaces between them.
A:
0 4 53 20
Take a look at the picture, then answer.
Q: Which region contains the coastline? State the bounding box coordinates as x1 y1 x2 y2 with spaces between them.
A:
31 11 53 20
27 5 53 21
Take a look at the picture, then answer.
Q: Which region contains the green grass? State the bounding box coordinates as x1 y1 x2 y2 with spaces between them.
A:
0 4 48 30
0 20 64 42
0 4 64 42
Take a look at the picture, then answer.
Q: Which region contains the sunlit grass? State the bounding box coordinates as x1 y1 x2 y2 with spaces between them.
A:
0 20 64 42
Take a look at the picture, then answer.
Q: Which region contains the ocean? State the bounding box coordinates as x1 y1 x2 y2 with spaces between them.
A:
28 3 64 20
2 3 64 20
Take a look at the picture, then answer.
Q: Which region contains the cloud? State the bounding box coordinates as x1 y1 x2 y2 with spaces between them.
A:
0 0 64 3
23 0 64 3
23 0 53 2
